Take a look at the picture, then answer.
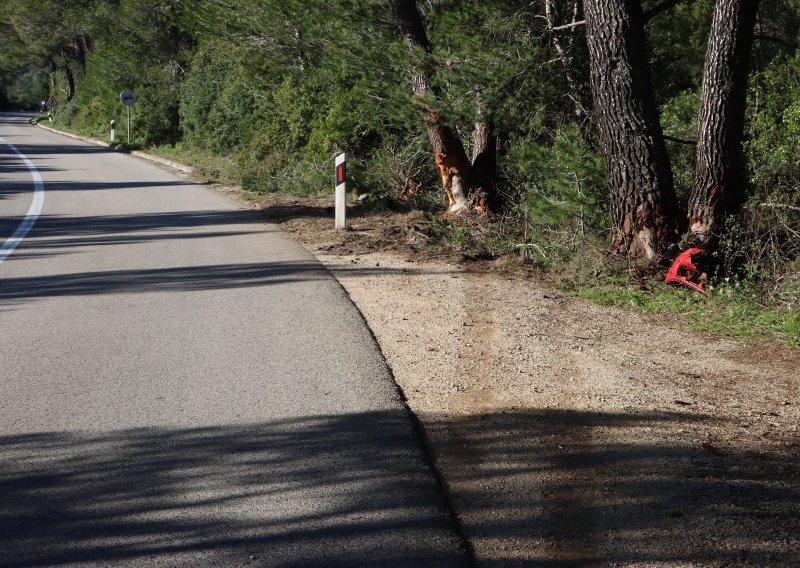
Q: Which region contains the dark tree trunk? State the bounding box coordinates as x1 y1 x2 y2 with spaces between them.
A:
75 34 93 70
583 0 678 258
64 65 75 102
388 0 475 213
47 58 57 97
470 116 499 214
685 0 760 249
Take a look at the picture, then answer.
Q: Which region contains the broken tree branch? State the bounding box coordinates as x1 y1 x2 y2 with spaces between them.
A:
551 20 586 32
759 202 800 213
663 134 697 145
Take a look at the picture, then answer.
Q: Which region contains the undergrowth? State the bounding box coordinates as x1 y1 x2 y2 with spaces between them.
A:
565 277 800 348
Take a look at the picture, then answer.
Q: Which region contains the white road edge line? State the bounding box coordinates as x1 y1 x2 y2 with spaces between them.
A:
0 136 45 264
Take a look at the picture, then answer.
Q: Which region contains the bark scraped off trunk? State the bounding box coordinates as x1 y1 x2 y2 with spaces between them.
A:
389 0 486 214
427 113 471 212
583 0 678 258
686 0 760 249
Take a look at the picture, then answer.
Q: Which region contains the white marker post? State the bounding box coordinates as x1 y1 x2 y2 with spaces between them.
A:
110 119 116 142
335 153 346 230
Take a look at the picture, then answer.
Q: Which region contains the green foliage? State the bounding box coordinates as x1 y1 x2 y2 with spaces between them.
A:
747 52 800 194
660 89 701 202
506 124 606 234
1 65 48 110
179 42 234 149
645 0 714 104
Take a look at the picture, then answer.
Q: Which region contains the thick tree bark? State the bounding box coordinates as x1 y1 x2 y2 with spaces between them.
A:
469 115 499 214
685 0 760 249
388 0 474 212
583 0 678 258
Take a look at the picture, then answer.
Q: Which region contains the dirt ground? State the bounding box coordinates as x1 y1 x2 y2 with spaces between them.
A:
239 192 800 567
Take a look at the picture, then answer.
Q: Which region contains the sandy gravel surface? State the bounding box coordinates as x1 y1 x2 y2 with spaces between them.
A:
309 249 799 567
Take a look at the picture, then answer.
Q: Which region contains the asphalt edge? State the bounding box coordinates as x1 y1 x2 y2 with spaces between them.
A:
35 123 194 174
320 267 480 567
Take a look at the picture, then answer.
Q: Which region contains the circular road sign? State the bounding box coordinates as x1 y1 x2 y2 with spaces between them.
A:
119 90 136 106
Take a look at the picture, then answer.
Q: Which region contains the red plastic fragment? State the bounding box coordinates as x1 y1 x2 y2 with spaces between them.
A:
665 247 708 294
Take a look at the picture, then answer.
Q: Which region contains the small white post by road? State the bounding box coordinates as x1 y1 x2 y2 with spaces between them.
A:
110 120 116 142
335 153 346 230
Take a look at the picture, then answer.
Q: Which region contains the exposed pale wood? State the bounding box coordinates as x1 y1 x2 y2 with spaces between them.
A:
388 0 480 213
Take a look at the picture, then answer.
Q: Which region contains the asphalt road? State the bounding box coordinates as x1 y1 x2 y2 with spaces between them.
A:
0 113 469 567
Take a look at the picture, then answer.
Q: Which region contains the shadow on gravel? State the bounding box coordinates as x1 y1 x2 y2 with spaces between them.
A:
258 203 335 223
0 412 468 567
424 409 799 567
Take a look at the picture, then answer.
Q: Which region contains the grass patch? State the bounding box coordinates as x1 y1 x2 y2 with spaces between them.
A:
149 143 238 183
571 279 800 348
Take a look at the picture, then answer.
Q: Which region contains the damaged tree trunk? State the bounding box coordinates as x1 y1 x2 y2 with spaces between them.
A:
685 0 760 249
388 0 477 213
583 0 678 258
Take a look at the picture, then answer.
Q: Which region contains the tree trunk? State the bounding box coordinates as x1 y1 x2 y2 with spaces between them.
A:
47 57 57 99
388 0 473 213
583 0 678 258
685 0 760 249
469 114 499 214
64 65 75 102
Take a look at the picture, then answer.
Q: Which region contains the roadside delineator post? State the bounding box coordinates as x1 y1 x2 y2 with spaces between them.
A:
335 153 346 230
110 120 116 142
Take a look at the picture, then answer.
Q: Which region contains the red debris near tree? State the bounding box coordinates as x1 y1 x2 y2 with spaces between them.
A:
665 248 708 294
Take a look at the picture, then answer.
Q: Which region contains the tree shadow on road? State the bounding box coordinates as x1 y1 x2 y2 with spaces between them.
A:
0 262 329 301
1 210 275 264
0 412 468 567
1 409 796 567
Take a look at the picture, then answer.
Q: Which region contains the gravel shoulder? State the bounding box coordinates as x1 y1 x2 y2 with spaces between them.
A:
261 195 799 567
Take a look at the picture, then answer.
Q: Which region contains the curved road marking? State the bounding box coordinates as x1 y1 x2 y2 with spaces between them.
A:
0 136 45 264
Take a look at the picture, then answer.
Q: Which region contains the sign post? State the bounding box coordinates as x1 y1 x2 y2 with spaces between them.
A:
46 96 57 121
119 90 136 144
335 153 346 230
